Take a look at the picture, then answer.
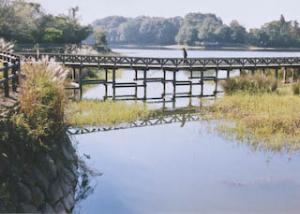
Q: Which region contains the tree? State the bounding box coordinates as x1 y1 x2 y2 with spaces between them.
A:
0 1 92 44
93 28 107 46
229 20 247 44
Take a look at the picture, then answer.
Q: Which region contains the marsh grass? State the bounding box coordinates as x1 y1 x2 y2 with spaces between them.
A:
205 93 300 152
65 100 149 126
292 82 300 95
221 74 277 94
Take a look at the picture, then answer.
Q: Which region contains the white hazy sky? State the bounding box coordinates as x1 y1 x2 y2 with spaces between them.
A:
32 0 300 29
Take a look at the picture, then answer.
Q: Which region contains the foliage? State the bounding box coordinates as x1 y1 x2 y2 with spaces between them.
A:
0 0 92 44
249 15 300 47
65 100 149 126
93 16 181 45
94 13 300 48
93 28 107 46
17 57 69 145
221 74 278 95
205 93 300 152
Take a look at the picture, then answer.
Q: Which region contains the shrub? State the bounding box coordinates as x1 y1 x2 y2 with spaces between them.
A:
221 74 278 95
18 57 69 144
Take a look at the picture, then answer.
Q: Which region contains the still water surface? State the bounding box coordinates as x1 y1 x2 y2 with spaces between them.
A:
74 49 300 214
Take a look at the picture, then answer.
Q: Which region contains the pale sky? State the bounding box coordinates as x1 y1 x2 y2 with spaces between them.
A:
32 0 300 29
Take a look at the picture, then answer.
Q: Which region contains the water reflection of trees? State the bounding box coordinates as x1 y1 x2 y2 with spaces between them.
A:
75 157 102 204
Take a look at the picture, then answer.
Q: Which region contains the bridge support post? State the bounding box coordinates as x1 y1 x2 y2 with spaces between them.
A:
79 66 83 99
163 69 166 98
200 71 204 97
251 69 255 76
214 69 218 96
143 69 147 100
135 69 138 80
112 69 116 100
72 68 76 81
283 67 288 84
104 69 108 100
227 70 230 79
172 70 177 100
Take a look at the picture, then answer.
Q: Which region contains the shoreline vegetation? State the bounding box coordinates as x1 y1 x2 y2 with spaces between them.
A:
202 74 300 152
65 100 149 127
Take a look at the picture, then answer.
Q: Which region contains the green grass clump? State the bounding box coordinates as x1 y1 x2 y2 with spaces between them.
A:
292 82 300 95
206 93 300 152
222 74 277 95
65 100 149 126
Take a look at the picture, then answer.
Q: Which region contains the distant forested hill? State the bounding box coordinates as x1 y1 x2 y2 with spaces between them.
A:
93 16 181 45
93 13 300 48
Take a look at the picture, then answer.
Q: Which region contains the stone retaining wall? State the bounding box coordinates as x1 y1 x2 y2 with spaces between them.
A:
0 134 78 213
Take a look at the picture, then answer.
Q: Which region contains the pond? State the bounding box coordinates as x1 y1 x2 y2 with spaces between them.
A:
73 48 300 214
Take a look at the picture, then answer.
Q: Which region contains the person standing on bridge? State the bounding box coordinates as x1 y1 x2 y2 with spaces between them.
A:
183 48 188 64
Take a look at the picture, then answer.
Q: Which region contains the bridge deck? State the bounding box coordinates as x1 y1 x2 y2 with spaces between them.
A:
21 53 300 70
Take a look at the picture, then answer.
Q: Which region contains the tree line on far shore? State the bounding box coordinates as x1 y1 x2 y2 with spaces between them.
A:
0 0 93 44
94 14 300 48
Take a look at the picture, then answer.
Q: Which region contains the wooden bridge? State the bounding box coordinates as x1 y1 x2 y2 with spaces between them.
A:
2 52 300 102
21 53 300 101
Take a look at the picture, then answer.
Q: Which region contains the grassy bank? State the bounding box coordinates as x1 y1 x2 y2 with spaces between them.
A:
204 75 300 152
65 100 149 126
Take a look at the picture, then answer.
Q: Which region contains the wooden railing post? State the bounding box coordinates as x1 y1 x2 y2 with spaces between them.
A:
11 59 17 92
3 62 9 97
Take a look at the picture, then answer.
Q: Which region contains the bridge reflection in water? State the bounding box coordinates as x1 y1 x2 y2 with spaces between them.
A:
67 106 204 135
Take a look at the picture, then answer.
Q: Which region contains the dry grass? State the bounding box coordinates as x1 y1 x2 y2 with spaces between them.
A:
0 38 14 52
221 74 277 94
205 93 300 152
17 57 69 140
65 100 149 126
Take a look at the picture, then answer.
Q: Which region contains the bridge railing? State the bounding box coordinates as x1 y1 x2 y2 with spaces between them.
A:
19 53 300 69
0 52 21 98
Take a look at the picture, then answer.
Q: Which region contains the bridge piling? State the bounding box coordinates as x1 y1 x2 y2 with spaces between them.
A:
172 70 177 100
112 68 116 100
200 71 204 97
214 69 219 95
163 69 166 98
143 69 147 100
